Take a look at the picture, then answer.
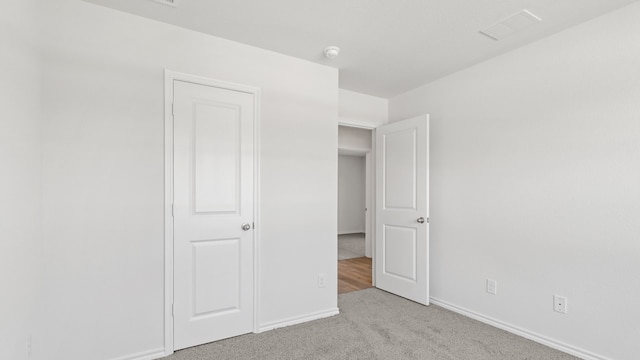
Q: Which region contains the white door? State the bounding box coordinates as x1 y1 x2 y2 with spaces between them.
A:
375 115 429 305
173 80 255 350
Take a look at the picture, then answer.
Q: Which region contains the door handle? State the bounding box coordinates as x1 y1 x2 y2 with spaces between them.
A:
242 223 251 231
417 217 425 224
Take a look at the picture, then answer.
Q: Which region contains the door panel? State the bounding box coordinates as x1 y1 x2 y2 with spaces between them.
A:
193 102 241 214
383 129 417 210
383 225 417 281
375 115 429 305
173 80 254 350
192 238 240 316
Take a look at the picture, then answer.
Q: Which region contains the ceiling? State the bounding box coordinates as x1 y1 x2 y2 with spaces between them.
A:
84 0 637 98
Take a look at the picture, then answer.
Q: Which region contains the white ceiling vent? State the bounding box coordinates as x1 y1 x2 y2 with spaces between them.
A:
480 9 542 40
149 0 177 7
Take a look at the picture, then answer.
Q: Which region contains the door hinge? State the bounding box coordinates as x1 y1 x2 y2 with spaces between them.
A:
171 304 174 317
171 204 174 217
427 217 430 223
171 103 175 117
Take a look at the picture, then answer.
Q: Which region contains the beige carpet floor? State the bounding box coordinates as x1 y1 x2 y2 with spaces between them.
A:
338 233 366 260
166 288 578 360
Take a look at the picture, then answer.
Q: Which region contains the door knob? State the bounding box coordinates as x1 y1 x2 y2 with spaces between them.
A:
417 217 425 224
242 223 251 231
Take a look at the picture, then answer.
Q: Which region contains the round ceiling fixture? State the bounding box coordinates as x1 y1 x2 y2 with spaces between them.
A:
323 46 341 59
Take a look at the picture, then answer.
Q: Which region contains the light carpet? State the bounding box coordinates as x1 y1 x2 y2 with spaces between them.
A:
166 288 578 360
338 233 366 260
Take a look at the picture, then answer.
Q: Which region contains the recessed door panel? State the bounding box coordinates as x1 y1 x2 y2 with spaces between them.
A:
194 102 241 214
192 238 240 317
383 129 417 210
383 225 417 282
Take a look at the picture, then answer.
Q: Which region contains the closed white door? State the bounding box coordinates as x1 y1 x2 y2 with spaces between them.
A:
375 115 429 305
173 80 255 350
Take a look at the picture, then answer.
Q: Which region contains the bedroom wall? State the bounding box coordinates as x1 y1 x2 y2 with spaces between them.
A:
35 1 338 359
389 3 640 359
0 0 42 359
338 125 372 151
339 89 388 128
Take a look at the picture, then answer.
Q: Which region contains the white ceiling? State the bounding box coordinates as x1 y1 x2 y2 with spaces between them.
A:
84 0 637 98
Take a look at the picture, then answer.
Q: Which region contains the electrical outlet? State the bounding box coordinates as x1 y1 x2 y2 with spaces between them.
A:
318 273 326 288
554 295 568 314
486 279 497 295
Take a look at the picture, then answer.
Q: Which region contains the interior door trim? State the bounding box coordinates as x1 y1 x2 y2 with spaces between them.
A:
163 70 261 356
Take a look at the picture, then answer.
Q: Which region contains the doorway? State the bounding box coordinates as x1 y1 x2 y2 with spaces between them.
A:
337 115 430 303
337 125 373 294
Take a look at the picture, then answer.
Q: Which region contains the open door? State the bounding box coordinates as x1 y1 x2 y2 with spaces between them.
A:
375 115 429 305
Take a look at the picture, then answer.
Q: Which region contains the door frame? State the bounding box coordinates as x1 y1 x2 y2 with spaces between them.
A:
163 70 261 356
337 122 377 286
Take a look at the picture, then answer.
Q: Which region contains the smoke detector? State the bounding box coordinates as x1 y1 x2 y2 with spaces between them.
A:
324 46 341 59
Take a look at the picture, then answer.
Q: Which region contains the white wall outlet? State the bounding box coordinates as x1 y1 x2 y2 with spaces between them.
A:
554 295 568 314
486 279 497 295
318 273 326 288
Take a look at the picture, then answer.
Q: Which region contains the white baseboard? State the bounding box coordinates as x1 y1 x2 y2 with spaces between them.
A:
430 297 610 360
109 347 166 360
107 309 340 360
257 308 340 333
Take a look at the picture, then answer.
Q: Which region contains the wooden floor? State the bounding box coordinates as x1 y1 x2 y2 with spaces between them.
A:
338 257 372 294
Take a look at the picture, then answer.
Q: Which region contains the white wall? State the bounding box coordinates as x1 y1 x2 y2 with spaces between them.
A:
35 1 338 359
338 155 366 234
0 1 41 359
339 89 388 128
338 125 372 151
390 3 640 359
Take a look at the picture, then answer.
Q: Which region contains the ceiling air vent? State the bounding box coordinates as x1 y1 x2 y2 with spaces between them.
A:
150 0 177 7
480 9 542 40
